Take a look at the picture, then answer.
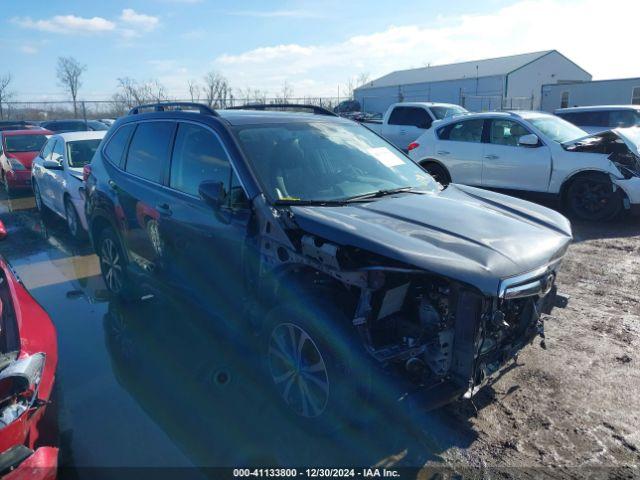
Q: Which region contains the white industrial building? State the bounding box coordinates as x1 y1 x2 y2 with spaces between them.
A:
541 77 640 112
354 50 591 114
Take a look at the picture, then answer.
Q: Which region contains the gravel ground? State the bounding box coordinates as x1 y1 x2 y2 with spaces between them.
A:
426 218 640 478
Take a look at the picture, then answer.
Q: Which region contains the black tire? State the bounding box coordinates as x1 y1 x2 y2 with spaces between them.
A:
32 180 50 216
64 196 86 241
420 161 450 186
97 228 137 302
565 173 622 221
262 294 372 434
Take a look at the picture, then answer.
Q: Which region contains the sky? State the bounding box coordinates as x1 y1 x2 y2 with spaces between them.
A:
1 0 639 101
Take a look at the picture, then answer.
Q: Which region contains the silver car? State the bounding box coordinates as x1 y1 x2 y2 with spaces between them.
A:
32 131 106 239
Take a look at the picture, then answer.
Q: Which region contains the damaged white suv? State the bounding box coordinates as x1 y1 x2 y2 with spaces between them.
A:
408 111 640 220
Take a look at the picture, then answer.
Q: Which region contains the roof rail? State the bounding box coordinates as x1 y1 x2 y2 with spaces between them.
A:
227 103 338 117
128 102 219 117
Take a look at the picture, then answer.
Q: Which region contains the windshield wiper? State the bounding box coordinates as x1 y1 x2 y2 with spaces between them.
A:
273 199 348 206
343 186 417 202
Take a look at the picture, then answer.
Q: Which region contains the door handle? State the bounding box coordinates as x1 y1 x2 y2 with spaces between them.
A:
484 154 499 160
436 150 450 155
107 180 119 191
156 203 172 216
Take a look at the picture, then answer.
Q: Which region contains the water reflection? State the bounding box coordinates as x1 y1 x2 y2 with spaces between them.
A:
102 296 460 468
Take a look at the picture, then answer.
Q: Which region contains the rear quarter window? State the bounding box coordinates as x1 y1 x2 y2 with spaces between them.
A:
104 123 136 167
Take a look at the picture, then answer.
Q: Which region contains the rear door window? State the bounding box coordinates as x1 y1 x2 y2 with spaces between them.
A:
124 122 175 183
169 123 231 196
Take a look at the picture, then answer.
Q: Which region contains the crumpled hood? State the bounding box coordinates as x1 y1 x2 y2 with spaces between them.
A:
562 126 640 156
290 184 572 296
5 151 38 169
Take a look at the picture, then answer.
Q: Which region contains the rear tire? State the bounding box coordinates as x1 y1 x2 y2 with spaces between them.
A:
262 294 372 434
97 228 137 302
420 161 450 186
565 173 622 221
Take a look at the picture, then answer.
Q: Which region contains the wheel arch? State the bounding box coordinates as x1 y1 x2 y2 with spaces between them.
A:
417 158 452 182
559 168 619 204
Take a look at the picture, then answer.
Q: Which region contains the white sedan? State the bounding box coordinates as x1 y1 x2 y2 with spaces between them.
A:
32 131 106 239
408 111 640 221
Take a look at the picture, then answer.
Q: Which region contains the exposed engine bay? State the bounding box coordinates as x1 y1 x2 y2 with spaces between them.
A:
254 199 561 402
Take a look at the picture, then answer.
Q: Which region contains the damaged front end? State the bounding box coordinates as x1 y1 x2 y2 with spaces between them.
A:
255 197 566 409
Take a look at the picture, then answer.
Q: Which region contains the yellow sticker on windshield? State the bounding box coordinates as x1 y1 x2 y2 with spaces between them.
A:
367 147 404 168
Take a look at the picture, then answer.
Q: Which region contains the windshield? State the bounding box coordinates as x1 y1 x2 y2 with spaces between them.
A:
66 139 102 168
4 134 48 153
430 105 467 120
528 115 587 143
234 122 437 203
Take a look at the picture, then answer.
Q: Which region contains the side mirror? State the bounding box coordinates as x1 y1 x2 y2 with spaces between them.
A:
198 180 226 209
518 134 540 147
43 159 63 169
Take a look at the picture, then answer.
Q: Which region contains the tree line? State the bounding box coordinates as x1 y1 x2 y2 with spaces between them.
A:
0 56 370 119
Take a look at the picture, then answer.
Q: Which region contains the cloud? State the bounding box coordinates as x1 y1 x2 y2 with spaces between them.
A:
214 0 640 96
20 45 38 55
120 9 160 31
228 9 323 18
13 15 116 34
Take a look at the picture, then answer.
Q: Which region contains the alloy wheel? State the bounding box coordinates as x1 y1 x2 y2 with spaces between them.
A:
100 237 123 293
66 200 78 237
571 180 613 217
268 323 329 418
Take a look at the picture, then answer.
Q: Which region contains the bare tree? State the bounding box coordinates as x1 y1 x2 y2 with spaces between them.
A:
343 72 370 99
0 73 14 120
56 57 86 116
187 79 200 102
111 77 169 114
273 81 293 104
202 71 233 108
237 87 266 105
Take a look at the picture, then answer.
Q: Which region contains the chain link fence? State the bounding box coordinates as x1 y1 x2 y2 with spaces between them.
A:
0 97 345 122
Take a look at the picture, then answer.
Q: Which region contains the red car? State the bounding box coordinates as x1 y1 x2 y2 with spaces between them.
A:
0 254 58 478
0 130 52 194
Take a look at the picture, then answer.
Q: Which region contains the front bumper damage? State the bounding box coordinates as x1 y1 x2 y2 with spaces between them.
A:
353 262 568 411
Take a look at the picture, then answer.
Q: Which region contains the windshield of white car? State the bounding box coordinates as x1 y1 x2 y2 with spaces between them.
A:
66 139 102 168
528 115 587 143
4 134 48 153
234 121 438 204
431 106 467 119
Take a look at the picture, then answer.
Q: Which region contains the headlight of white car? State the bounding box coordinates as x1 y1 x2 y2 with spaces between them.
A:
610 152 640 179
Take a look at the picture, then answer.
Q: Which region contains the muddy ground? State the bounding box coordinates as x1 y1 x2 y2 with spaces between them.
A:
0 190 638 478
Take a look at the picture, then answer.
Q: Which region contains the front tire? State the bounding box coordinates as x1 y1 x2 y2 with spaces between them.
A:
65 197 86 240
566 173 622 221
262 295 372 433
33 181 49 216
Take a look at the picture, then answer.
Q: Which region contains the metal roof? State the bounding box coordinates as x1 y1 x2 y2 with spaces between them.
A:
357 50 555 90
